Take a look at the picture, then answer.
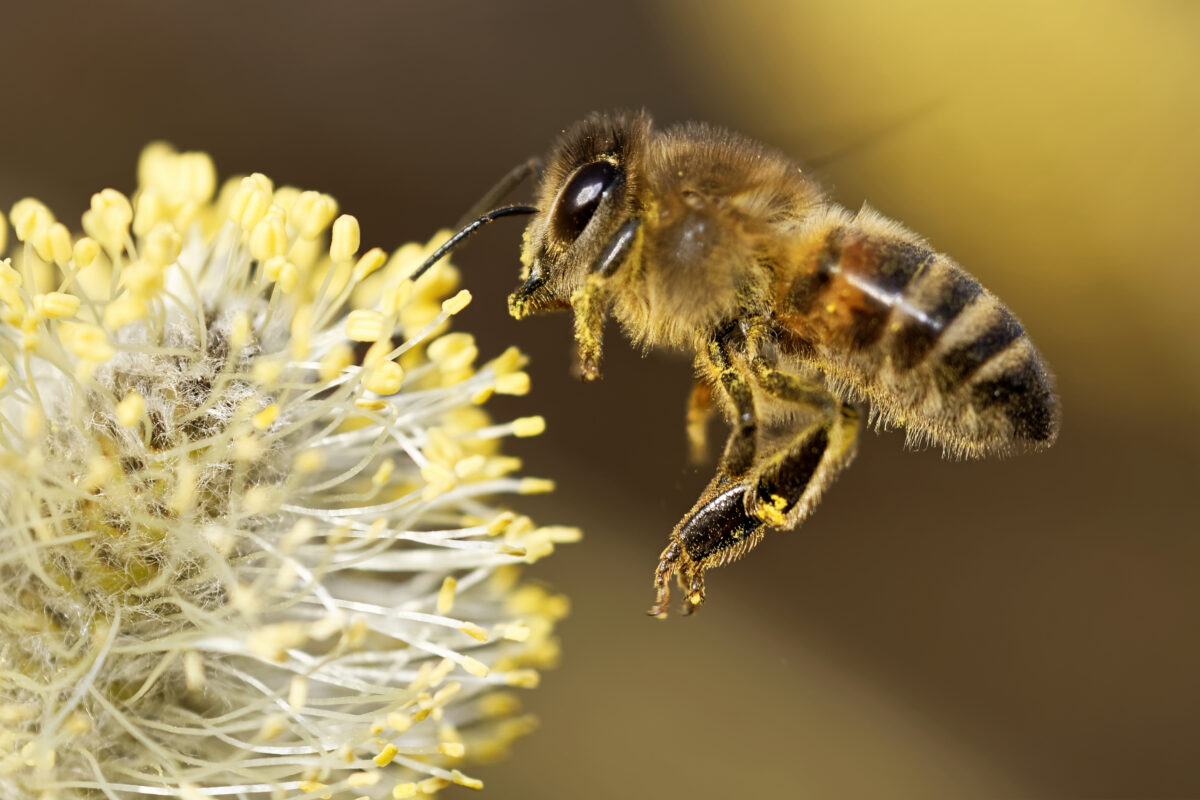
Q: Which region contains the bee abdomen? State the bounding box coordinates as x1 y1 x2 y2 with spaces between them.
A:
782 221 1059 455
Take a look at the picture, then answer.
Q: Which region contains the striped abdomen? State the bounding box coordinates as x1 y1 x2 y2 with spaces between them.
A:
776 213 1059 457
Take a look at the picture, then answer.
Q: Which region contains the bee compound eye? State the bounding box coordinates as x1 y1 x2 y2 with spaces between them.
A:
553 160 622 240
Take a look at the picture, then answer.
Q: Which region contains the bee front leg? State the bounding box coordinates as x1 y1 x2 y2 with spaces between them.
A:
568 218 641 380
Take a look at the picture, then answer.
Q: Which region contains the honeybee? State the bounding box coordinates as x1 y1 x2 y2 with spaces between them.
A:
422 110 1060 617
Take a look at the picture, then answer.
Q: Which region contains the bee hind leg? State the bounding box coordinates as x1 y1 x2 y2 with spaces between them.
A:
648 476 764 617
649 405 859 617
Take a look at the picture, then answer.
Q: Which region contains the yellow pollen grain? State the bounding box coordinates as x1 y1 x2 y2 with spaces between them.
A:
72 236 100 267
34 292 79 319
438 742 466 758
365 360 404 395
436 576 457 614
373 743 399 767
346 309 385 342
495 371 530 396
116 391 145 428
331 214 360 262
441 289 472 315
512 416 546 437
252 403 279 430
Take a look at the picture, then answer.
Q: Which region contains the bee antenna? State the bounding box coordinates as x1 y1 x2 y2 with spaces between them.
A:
409 203 538 282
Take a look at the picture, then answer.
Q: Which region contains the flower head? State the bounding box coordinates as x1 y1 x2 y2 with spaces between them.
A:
0 144 575 798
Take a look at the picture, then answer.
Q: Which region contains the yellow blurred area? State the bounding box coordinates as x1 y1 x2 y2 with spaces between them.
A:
659 0 1200 430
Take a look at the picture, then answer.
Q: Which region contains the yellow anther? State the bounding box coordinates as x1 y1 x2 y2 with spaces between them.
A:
518 477 556 495
39 222 73 266
330 214 360 262
184 651 205 691
72 237 100 268
34 292 80 319
10 198 54 243
348 771 380 788
249 214 288 260
504 668 540 688
272 185 300 212
133 188 165 236
138 143 216 209
437 576 457 615
291 190 339 238
264 257 299 293
381 280 414 316
365 361 404 395
0 365 7 391
229 312 252 350
345 309 385 342
251 358 284 387
248 621 308 662
392 783 417 798
116 392 145 428
450 770 483 790
488 346 528 375
373 743 399 767
370 459 394 486
428 332 477 372
170 461 197 513
512 416 546 437
495 371 530 396
438 742 466 758
352 247 388 282
418 778 449 794
441 289 472 315
294 449 323 473
82 189 133 253
103 294 147 329
296 781 326 794
0 216 6 254
121 260 165 297
459 623 488 642
317 342 353 382
143 222 182 269
462 656 490 678
420 462 456 499
288 675 308 710
252 403 279 430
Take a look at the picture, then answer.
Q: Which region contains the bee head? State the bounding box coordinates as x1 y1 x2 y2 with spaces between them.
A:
509 110 650 320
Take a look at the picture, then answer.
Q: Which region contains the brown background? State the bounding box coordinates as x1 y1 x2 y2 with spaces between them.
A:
3 1 1197 797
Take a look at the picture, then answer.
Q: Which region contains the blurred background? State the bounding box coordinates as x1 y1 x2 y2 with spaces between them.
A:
2 1 1197 796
